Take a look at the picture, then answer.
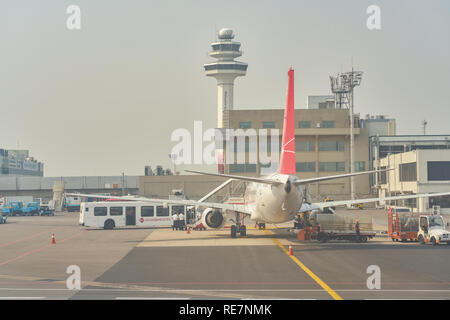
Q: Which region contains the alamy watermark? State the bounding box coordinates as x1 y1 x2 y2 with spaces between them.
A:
66 5 81 30
66 265 81 290
366 5 381 30
366 265 381 289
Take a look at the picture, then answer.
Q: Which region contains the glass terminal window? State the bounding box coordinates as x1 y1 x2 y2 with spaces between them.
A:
295 141 315 152
318 141 344 151
296 162 316 172
262 121 275 128
319 162 345 172
298 121 311 128
427 161 450 181
321 121 334 128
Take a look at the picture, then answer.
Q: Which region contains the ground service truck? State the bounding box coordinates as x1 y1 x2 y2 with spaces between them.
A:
295 212 376 243
388 209 419 242
418 215 450 245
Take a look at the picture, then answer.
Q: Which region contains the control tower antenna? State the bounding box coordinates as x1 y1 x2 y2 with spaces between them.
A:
330 68 363 201
204 28 248 128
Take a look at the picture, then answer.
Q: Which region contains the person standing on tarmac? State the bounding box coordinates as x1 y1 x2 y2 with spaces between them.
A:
172 212 179 231
355 219 361 243
178 211 185 231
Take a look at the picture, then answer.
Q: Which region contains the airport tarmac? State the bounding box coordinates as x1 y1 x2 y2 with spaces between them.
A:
0 212 449 300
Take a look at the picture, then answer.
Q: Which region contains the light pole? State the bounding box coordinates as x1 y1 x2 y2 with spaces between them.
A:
422 120 427 135
330 69 363 200
122 172 125 196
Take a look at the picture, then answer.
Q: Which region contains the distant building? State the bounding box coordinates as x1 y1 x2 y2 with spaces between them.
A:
219 109 360 199
376 149 450 214
307 95 335 109
360 115 396 137
369 135 450 188
215 108 397 200
0 175 139 201
0 149 44 177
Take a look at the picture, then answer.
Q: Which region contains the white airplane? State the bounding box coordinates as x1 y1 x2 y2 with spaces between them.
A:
67 68 450 237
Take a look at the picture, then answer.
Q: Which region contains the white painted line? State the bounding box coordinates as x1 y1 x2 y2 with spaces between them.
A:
0 287 449 293
242 298 317 300
116 297 190 300
365 299 446 300
0 297 46 300
336 289 450 292
0 288 79 291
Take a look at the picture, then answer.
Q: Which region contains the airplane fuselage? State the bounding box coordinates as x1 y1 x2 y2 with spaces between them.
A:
244 173 304 223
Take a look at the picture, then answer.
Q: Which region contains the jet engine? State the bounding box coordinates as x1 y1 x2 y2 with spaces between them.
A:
201 208 226 229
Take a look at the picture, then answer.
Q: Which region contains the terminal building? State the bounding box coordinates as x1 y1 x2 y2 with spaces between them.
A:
376 149 450 214
369 135 450 186
219 108 395 201
0 175 139 202
138 108 397 202
0 149 44 177
306 95 336 109
371 135 450 213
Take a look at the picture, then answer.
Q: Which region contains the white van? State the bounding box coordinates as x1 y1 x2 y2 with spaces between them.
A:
79 201 186 229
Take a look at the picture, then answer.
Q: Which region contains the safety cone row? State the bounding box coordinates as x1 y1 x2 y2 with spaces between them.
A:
288 243 293 256
51 233 56 244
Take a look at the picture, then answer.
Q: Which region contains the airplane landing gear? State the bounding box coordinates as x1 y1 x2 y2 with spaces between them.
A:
231 225 237 238
240 225 246 237
230 212 247 238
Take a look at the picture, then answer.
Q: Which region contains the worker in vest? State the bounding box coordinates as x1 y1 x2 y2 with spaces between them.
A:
178 211 185 231
172 212 179 231
355 219 361 243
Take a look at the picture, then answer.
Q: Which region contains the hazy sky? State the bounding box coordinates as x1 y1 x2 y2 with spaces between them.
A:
1 0 449 176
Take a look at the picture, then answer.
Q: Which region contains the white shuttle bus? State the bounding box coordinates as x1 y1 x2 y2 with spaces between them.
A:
79 201 186 229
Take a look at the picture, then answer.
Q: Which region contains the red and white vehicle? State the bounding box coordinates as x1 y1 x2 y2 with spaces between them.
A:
418 215 450 245
79 201 185 229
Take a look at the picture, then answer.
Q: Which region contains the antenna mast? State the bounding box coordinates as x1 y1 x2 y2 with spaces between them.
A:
330 68 363 201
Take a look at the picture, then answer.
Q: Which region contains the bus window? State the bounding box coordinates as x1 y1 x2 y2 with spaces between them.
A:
110 207 123 216
94 207 107 216
172 205 185 215
156 206 169 217
141 206 154 217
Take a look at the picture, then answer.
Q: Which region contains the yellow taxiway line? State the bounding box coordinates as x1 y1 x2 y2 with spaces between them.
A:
263 230 343 300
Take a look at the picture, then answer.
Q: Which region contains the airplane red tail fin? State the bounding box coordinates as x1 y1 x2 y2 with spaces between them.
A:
278 68 296 175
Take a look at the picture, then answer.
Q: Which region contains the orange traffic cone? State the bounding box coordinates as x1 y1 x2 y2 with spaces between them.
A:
51 234 56 244
288 243 293 256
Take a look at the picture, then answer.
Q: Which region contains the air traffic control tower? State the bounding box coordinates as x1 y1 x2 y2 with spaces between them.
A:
204 28 248 128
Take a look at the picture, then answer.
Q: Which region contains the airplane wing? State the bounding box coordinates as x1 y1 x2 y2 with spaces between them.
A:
292 169 388 185
300 191 450 212
186 169 388 186
65 192 252 215
185 170 283 185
